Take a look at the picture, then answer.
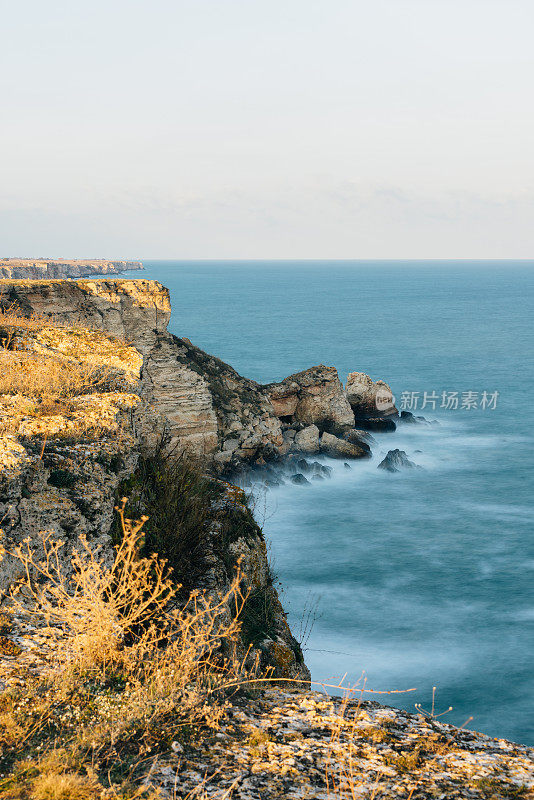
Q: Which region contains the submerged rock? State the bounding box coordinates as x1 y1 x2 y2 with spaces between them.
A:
399 411 433 425
290 473 311 486
311 462 332 478
355 417 397 432
378 449 418 473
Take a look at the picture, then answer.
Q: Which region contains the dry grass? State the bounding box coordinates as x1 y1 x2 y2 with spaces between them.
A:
0 350 113 400
0 302 56 341
0 501 255 798
0 303 115 401
0 303 128 441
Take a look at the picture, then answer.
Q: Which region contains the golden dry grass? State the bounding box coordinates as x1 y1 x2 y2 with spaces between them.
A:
0 350 112 400
0 303 130 442
0 501 255 798
0 302 57 340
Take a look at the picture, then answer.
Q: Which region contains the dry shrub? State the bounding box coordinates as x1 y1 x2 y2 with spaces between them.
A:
0 302 56 342
3 500 251 755
325 689 383 800
0 302 123 405
31 771 102 800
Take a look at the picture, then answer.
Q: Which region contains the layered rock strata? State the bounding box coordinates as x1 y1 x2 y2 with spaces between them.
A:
0 309 308 681
0 279 398 472
0 259 143 279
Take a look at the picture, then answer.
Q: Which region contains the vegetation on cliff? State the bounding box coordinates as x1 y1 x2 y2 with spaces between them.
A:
0 290 532 798
0 506 258 799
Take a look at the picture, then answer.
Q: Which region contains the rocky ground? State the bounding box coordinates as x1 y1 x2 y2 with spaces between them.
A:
150 690 534 799
0 612 532 800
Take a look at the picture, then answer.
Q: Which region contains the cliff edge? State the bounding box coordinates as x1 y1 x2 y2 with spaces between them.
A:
0 286 308 682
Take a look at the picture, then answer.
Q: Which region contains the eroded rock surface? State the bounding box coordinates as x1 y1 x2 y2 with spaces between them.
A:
264 366 355 433
346 371 398 423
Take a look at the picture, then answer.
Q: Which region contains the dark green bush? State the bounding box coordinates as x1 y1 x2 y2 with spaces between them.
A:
118 449 223 593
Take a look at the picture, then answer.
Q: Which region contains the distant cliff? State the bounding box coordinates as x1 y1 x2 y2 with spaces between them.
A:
0 258 143 280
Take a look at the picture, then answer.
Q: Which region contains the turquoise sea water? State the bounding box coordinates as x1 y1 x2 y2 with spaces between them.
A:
122 260 534 743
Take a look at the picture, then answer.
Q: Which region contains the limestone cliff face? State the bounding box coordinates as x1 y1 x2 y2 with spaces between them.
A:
0 259 143 280
1 279 399 472
0 280 283 466
0 309 308 681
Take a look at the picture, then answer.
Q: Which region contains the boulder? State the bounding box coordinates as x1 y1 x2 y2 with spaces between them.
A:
320 432 369 459
293 424 320 454
264 366 354 433
377 449 417 473
342 429 372 454
345 372 397 420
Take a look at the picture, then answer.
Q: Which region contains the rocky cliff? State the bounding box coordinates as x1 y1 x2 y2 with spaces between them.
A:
0 279 399 473
0 286 308 681
0 279 532 797
0 277 403 678
0 259 143 280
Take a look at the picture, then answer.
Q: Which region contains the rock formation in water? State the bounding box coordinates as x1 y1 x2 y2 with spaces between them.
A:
378 449 418 472
264 365 355 433
346 370 398 431
0 258 143 280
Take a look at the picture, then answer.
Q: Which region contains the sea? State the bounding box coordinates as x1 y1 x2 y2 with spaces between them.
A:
120 260 534 744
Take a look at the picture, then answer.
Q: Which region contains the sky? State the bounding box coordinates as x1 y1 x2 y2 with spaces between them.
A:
1 0 533 259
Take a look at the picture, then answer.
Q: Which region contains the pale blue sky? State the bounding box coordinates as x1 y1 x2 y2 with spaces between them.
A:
1 0 533 258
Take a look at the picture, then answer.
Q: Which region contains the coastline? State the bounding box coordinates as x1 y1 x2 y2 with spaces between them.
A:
0 258 143 280
0 275 532 796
